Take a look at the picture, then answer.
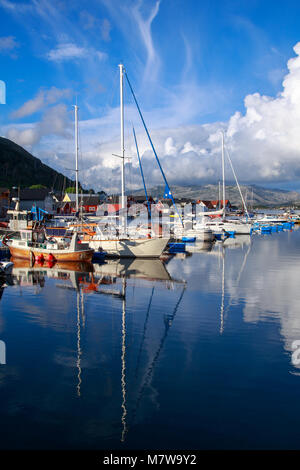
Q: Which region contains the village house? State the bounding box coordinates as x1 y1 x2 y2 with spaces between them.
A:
211 199 232 209
196 199 232 210
0 187 9 218
10 188 58 213
61 193 100 214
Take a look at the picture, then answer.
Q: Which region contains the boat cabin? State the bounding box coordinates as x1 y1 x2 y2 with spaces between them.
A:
17 228 66 251
6 199 32 231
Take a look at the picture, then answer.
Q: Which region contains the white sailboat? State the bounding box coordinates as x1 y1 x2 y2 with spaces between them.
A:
88 64 169 258
202 132 252 235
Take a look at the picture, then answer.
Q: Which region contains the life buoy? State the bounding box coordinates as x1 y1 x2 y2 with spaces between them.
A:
48 253 56 262
36 254 44 264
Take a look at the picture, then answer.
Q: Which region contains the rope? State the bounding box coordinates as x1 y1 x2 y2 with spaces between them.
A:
124 71 183 227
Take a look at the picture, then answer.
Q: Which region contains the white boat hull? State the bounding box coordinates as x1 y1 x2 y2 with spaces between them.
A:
223 222 252 235
205 221 252 235
174 226 214 242
190 229 215 242
89 237 169 258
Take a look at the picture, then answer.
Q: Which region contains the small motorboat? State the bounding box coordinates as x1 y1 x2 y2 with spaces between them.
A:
0 261 13 275
3 228 94 263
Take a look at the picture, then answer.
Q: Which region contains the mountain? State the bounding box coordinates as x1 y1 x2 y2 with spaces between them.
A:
130 184 300 207
0 137 74 190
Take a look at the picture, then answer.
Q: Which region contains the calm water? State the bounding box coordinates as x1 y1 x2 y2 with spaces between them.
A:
1 228 300 450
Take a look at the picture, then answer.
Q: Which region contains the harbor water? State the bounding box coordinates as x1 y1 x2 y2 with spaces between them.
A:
1 228 300 449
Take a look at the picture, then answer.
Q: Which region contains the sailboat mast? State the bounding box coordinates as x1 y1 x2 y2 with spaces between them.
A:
119 64 126 232
221 131 226 219
74 104 79 213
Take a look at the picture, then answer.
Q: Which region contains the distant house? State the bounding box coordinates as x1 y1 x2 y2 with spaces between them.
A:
211 199 231 209
195 199 231 210
96 202 122 216
0 187 9 218
196 200 215 210
61 194 100 214
10 188 57 213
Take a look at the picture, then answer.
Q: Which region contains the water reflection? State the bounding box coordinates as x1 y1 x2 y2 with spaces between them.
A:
1 231 300 448
3 256 186 445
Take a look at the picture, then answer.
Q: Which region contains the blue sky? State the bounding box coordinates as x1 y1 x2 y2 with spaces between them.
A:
1 0 300 192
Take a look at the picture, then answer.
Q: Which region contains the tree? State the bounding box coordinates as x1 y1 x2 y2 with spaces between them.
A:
29 184 47 189
65 187 76 193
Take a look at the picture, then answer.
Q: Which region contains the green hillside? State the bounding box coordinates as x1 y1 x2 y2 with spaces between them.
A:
0 136 75 190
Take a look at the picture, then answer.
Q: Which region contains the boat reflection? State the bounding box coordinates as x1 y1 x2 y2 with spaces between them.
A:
218 237 252 333
8 256 186 443
185 240 215 254
93 258 174 283
11 258 94 290
222 234 251 249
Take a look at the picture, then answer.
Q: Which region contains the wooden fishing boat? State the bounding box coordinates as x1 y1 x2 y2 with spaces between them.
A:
3 228 94 263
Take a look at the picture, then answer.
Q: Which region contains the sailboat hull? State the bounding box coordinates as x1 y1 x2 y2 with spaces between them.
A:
89 237 169 258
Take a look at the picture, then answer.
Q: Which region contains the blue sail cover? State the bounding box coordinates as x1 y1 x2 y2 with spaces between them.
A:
164 184 172 199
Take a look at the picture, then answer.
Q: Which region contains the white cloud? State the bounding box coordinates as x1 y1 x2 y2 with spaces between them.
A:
46 42 107 62
6 104 71 149
46 43 85 61
0 35 19 52
0 0 29 12
11 87 71 119
132 0 161 81
80 10 111 41
4 41 300 193
100 18 111 42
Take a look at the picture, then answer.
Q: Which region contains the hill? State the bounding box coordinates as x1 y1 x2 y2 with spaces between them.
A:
0 137 74 190
130 184 300 208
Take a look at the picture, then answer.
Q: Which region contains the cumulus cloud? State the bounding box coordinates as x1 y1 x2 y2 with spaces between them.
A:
223 42 300 183
6 104 71 148
4 41 300 193
76 42 300 191
11 87 71 119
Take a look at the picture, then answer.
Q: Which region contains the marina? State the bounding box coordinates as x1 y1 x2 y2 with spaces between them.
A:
0 226 300 449
2 0 300 457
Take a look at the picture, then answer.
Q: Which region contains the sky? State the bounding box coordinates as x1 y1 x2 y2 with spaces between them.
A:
1 0 300 193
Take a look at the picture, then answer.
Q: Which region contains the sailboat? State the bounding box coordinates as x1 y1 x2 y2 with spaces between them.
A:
87 64 169 258
202 132 252 235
